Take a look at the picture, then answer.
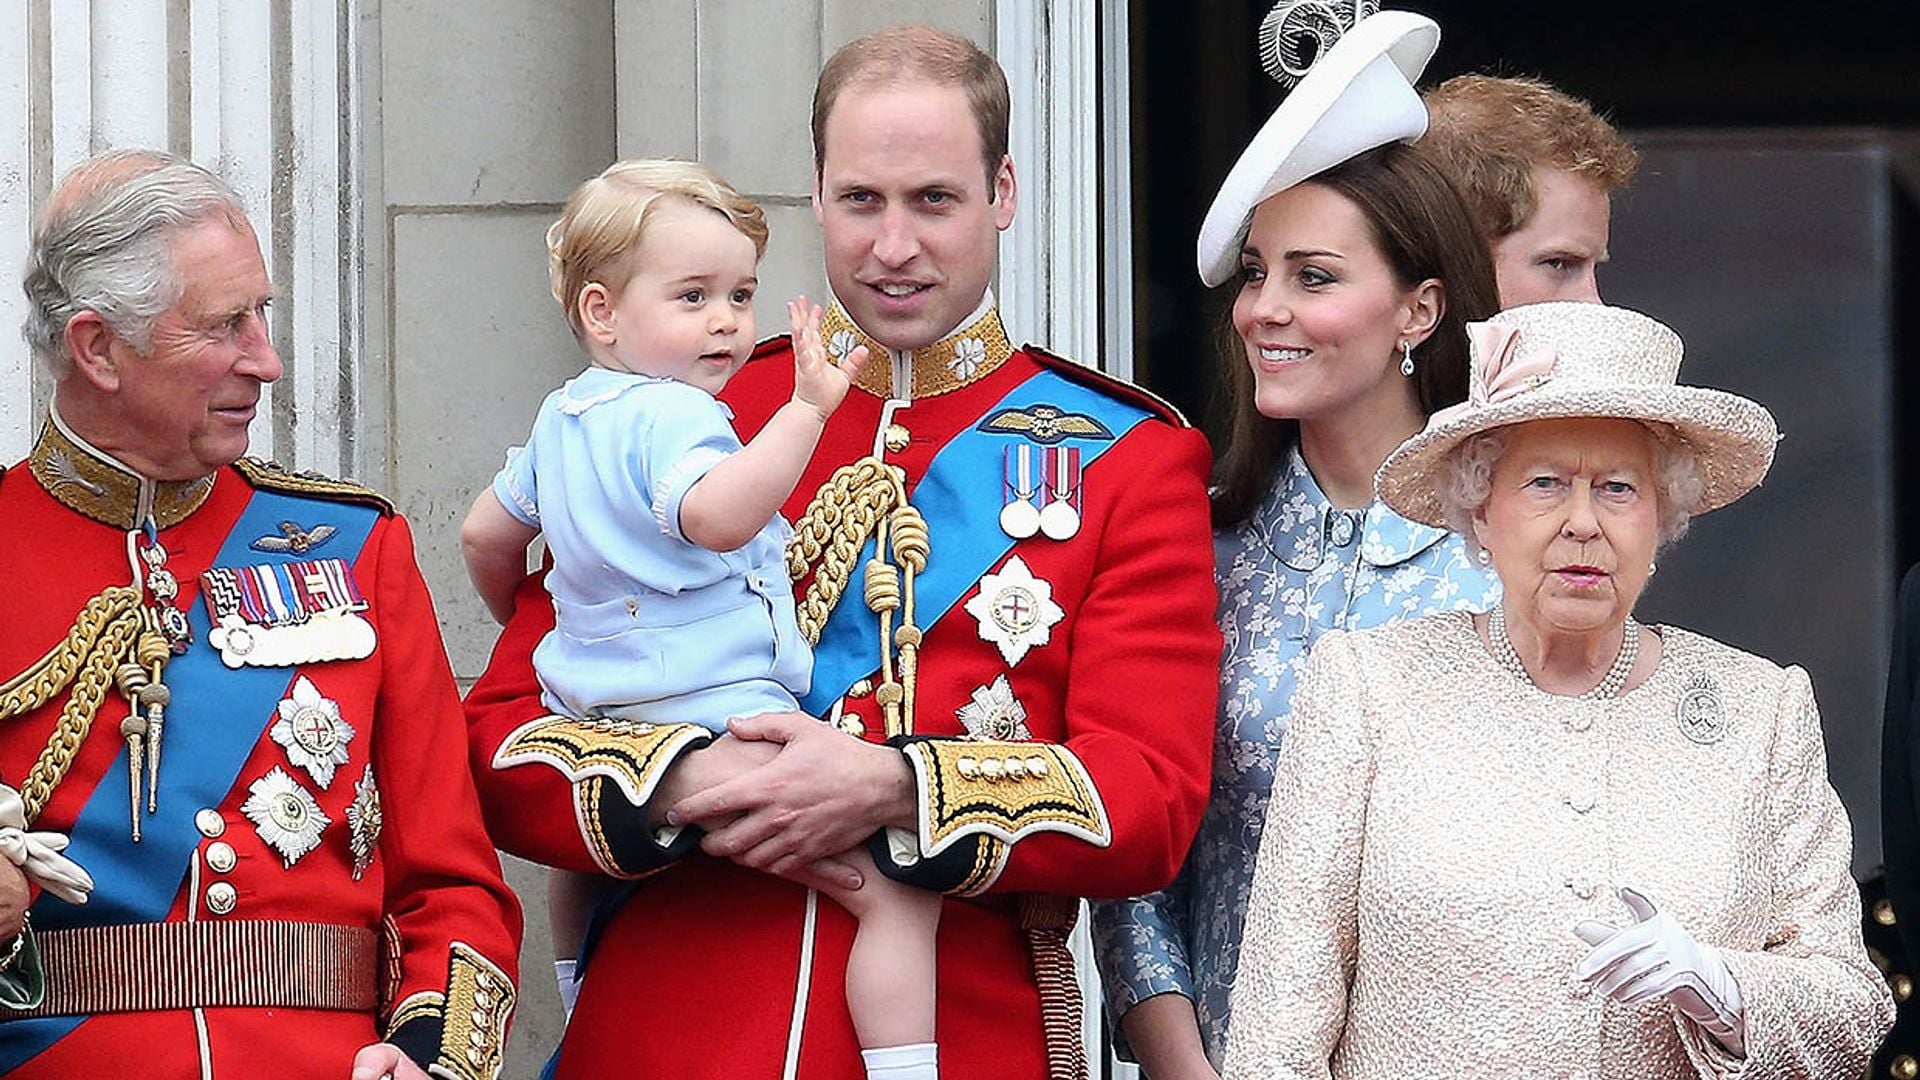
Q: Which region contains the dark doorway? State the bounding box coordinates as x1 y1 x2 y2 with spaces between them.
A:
1126 0 1920 875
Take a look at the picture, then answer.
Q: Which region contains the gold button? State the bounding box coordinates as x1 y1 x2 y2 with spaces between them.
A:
205 881 237 915
883 423 910 452
1875 899 1897 926
195 809 226 838
1893 1055 1918 1080
837 712 867 738
205 841 237 873
849 680 873 698
1006 758 1029 780
981 758 1005 781
1027 756 1050 778
957 757 980 780
1896 974 1914 1002
1871 946 1892 973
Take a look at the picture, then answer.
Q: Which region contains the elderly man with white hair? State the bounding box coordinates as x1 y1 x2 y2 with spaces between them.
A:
0 149 520 1080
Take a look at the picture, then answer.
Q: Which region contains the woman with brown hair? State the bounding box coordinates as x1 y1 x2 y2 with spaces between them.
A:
1090 9 1501 1075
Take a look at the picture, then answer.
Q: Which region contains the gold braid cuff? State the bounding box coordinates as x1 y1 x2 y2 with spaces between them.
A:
492 715 711 808
0 587 145 822
384 943 514 1080
900 741 1112 858
786 457 929 737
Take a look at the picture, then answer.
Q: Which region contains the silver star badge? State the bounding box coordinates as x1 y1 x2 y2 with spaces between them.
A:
270 676 355 788
963 556 1065 667
346 764 382 881
241 766 332 868
957 675 1031 740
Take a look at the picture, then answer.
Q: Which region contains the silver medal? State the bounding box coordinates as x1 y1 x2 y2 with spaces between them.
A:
270 676 356 788
241 766 332 868
1038 500 1080 541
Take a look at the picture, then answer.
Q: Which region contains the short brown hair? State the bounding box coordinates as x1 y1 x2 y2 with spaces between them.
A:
1422 75 1639 240
546 159 768 340
1211 143 1500 529
812 25 1010 191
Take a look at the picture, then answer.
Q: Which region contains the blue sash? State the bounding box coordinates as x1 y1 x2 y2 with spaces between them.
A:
0 488 378 1066
799 369 1149 714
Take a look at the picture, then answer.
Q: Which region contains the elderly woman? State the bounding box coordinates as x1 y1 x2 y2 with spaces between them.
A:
1222 300 1895 1077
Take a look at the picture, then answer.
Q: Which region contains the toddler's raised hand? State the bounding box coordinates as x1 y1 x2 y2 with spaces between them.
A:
789 298 868 422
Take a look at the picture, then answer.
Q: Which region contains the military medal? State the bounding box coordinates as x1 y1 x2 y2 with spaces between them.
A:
999 445 1041 539
202 557 376 668
270 676 355 788
1038 447 1082 541
347 764 382 881
241 766 331 868
963 556 1065 666
957 675 1031 740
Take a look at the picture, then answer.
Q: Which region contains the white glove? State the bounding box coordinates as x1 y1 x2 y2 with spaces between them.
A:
1573 884 1744 1056
0 783 93 906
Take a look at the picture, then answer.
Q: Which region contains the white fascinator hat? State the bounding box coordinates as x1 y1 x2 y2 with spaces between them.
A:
1196 2 1441 287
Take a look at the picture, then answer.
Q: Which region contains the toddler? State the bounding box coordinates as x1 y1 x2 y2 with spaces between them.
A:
461 159 941 1079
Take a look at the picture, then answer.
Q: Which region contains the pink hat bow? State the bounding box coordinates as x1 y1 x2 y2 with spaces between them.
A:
1430 323 1558 426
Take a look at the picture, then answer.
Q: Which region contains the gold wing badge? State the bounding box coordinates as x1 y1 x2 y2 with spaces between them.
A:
976 404 1115 445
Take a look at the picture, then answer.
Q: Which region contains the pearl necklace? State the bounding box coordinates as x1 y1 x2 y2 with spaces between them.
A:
1487 605 1639 701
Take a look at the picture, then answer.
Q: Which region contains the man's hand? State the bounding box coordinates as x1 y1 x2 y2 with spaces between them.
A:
789 298 868 422
350 1042 431 1080
652 731 872 893
669 712 916 886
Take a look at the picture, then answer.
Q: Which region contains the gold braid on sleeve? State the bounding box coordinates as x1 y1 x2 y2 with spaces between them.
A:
786 457 929 737
0 586 149 821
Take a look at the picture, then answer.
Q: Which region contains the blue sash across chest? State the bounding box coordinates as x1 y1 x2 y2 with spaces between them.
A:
1 488 376 1063
799 368 1150 715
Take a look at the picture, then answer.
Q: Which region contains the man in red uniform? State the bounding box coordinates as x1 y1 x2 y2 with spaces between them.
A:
0 151 521 1079
466 25 1220 1078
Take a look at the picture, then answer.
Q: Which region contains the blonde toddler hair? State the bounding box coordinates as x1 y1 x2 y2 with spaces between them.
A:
547 159 768 339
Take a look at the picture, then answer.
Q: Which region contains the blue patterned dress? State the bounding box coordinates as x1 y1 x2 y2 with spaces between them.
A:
1089 448 1499 1067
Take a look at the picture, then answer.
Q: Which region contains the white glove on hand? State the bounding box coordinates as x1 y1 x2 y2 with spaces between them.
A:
0 783 93 906
1573 885 1744 1056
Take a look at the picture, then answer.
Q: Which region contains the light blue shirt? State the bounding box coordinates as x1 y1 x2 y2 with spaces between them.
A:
1089 447 1499 1067
493 367 810 727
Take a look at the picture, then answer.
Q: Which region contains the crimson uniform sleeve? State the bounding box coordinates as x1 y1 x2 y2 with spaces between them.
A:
464 570 714 878
360 514 525 1079
876 422 1221 900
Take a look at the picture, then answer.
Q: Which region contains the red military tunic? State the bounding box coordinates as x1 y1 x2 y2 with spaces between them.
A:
0 418 521 1078
467 302 1219 1078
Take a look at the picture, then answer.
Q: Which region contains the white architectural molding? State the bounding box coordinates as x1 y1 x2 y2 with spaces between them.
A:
995 0 1134 382
1 1 360 475
0 1 30 462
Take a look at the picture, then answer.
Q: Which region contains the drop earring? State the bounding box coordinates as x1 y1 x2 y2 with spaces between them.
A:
1399 340 1415 377
1476 547 1491 566
1648 561 1658 576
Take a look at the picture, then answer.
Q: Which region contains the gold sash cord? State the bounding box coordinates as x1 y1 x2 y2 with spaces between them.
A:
0 586 155 822
786 458 930 738
7 920 377 1018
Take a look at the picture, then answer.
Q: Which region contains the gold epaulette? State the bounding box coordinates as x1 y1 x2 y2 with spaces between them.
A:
234 458 393 516
1023 345 1192 428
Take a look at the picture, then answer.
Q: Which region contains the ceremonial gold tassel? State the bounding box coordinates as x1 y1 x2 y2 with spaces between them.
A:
136 621 172 812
